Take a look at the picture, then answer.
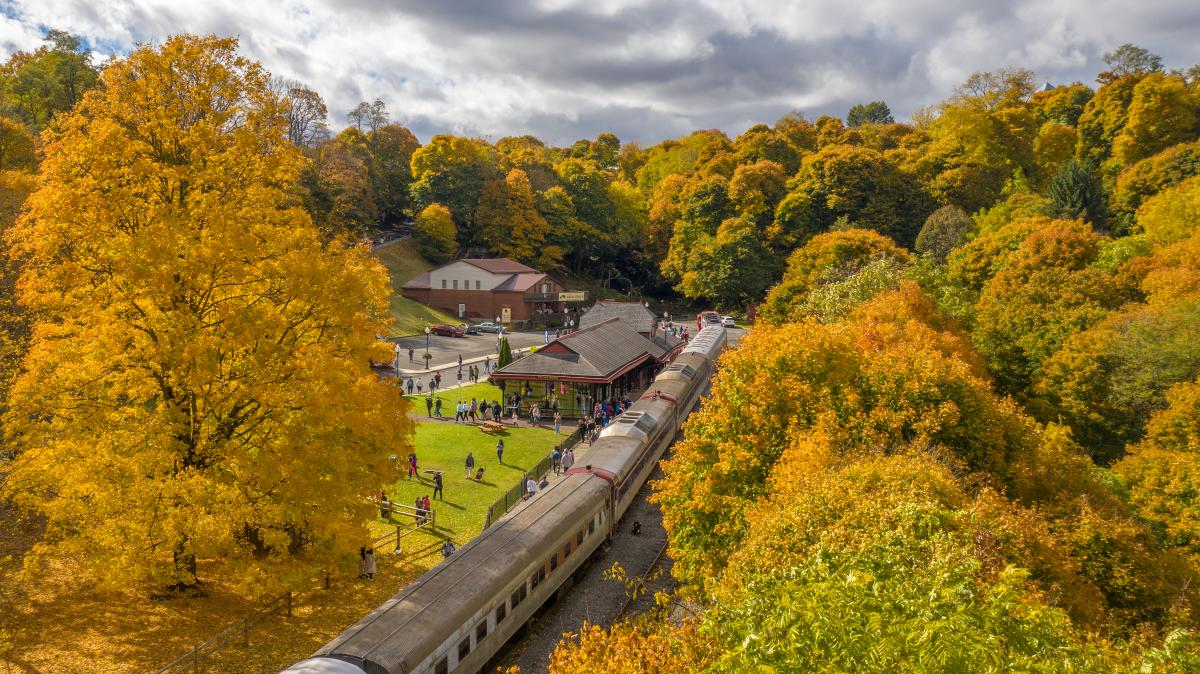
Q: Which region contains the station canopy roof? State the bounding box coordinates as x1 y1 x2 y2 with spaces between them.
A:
491 318 674 383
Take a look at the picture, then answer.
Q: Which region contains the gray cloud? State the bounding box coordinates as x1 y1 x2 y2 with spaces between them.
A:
4 0 1200 146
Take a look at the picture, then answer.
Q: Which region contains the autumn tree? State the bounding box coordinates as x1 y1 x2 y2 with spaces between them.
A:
0 124 36 423
759 229 910 324
971 219 1123 396
300 132 378 237
779 145 934 247
369 124 421 226
273 78 329 147
1 36 411 593
410 135 498 248
414 203 457 263
1099 43 1164 84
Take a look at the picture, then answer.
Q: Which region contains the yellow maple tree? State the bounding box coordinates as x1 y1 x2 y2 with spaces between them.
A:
2 35 411 595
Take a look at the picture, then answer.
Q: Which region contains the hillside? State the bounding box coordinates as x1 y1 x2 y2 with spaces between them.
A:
372 238 456 336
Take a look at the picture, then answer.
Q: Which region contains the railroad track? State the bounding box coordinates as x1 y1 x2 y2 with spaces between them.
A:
613 537 670 621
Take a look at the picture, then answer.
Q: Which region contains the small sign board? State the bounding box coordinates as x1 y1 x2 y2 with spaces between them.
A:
558 291 587 302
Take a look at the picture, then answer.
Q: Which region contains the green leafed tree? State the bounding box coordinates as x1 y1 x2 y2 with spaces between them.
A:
1049 159 1109 231
846 100 894 127
915 204 972 263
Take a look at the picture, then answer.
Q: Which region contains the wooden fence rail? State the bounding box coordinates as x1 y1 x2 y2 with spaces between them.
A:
154 591 292 674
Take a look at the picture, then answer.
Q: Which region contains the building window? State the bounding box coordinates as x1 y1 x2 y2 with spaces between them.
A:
475 280 481 290
441 279 447 289
464 279 469 289
453 280 458 289
541 283 549 294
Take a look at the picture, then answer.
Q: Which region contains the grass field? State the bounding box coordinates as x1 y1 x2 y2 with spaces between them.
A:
371 239 456 336
372 414 564 542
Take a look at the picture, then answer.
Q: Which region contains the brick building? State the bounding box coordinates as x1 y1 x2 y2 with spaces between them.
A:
401 258 584 325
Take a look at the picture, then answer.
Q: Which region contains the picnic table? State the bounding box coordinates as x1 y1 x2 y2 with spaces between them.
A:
479 420 507 434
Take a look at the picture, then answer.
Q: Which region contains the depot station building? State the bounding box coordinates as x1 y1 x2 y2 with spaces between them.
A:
489 301 685 417
400 258 587 327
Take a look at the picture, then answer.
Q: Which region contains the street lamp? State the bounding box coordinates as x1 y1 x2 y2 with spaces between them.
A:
424 326 431 358
496 316 503 353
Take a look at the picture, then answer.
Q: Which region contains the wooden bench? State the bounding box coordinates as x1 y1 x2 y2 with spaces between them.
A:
479 421 506 434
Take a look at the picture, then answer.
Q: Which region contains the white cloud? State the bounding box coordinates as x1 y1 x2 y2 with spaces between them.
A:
4 0 1199 145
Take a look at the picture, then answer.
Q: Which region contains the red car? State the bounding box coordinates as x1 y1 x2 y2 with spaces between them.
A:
429 324 465 337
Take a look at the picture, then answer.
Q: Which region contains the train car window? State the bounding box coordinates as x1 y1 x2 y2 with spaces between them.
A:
550 554 558 572
563 541 572 558
458 637 470 660
511 588 522 608
496 602 507 624
577 530 584 546
435 657 448 674
531 571 540 589
476 620 488 641
588 518 595 535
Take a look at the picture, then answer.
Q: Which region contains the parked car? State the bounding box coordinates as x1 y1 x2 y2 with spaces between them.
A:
721 316 736 327
475 321 507 334
698 311 722 331
430 324 465 337
460 323 481 335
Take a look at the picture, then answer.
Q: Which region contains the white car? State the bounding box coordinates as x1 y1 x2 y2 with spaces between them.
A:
721 316 736 327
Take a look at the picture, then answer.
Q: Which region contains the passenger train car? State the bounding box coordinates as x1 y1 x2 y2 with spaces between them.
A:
283 325 728 674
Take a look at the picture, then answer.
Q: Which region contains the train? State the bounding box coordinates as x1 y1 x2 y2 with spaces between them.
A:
283 325 728 674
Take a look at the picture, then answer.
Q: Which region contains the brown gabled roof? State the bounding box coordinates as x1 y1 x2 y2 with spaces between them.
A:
401 271 432 289
579 300 657 334
493 273 549 292
491 318 670 381
461 258 539 274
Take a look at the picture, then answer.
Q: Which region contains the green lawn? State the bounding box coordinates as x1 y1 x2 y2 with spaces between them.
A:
371 419 563 543
371 239 456 336
402 381 505 407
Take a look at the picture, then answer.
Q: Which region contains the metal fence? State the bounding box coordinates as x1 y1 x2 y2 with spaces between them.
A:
155 591 293 673
481 426 583 530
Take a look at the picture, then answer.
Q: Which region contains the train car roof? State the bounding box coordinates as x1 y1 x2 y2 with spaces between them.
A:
317 473 607 672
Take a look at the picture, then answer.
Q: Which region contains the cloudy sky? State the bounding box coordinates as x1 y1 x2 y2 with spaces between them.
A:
2 0 1199 146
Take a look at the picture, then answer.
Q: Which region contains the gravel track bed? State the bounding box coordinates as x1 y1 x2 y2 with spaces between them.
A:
488 464 672 674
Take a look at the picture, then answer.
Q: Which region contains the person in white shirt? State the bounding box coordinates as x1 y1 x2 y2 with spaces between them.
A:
525 476 538 497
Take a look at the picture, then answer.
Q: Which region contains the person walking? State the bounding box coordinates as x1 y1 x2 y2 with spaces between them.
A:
525 475 538 497
496 438 505 464
379 491 390 519
465 452 475 478
363 547 376 580
406 378 414 394
433 472 443 500
425 395 433 417
458 354 463 368
441 539 456 558
485 356 491 372
435 371 442 389
469 398 478 422
422 495 431 520
563 447 575 472
434 397 443 417
553 410 561 435
408 452 418 479
408 346 414 363
358 546 369 579
552 448 563 475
